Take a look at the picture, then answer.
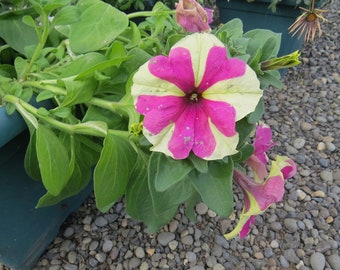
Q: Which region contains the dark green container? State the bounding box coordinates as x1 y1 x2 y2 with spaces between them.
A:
0 131 92 270
216 0 304 56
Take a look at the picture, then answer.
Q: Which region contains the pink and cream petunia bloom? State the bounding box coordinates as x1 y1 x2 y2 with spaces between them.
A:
131 33 262 160
224 124 297 239
175 0 214 33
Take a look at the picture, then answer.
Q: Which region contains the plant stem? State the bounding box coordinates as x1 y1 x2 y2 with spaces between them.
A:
22 13 51 80
2 94 133 139
127 10 175 19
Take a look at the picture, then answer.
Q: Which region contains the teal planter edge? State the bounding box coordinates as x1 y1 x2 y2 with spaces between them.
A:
216 0 304 56
0 132 92 270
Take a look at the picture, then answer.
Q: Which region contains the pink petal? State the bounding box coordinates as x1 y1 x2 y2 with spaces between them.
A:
281 159 297 179
191 105 216 158
234 170 285 212
168 105 196 159
239 216 255 239
253 124 275 164
198 47 246 92
148 48 195 93
136 95 186 134
202 99 237 137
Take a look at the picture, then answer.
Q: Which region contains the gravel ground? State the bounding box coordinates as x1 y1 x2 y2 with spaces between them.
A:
2 2 339 270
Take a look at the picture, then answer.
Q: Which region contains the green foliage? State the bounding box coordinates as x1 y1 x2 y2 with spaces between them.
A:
0 0 289 233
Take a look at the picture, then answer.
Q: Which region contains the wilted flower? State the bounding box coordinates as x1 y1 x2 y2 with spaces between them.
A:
131 33 262 160
288 4 328 42
175 0 213 32
224 124 297 239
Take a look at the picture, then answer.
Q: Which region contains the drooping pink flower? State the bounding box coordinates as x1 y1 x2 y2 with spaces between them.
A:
224 155 297 239
131 33 262 160
175 0 214 32
224 124 297 239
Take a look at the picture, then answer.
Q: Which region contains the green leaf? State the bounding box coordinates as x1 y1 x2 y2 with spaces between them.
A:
14 57 29 80
126 152 176 232
236 117 255 147
94 134 136 212
36 90 55 102
0 15 39 55
149 171 194 216
191 160 234 217
61 78 97 107
36 137 94 207
52 5 81 26
36 124 70 196
185 190 201 222
68 0 129 53
188 153 208 173
43 0 71 13
231 144 254 163
149 152 193 192
22 15 36 27
61 52 106 77
24 130 41 180
75 56 130 80
247 97 264 124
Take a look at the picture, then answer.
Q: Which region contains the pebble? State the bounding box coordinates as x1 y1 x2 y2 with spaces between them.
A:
63 227 75 238
284 218 298 233
102 240 113 253
135 247 145 258
327 254 340 270
293 138 305 149
196 202 208 215
157 232 176 246
186 251 197 262
93 216 108 227
300 122 313 131
320 170 333 182
310 252 326 270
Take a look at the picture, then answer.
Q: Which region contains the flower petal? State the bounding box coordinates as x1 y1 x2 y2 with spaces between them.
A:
148 48 195 93
136 95 186 134
167 105 196 159
198 46 247 92
203 65 262 121
202 99 236 137
225 156 296 239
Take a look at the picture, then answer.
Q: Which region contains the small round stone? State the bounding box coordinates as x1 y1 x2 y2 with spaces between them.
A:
63 227 75 238
94 216 108 227
310 252 326 270
157 232 175 246
102 240 113 253
135 247 145 258
196 202 208 215
320 170 333 182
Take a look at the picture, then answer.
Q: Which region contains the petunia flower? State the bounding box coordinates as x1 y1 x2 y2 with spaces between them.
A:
175 0 214 32
224 155 297 239
131 33 262 160
224 124 297 239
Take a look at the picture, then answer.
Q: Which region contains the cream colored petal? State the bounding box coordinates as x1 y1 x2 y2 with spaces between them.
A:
203 65 262 120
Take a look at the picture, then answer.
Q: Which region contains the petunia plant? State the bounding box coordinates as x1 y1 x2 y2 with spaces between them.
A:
0 0 299 238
